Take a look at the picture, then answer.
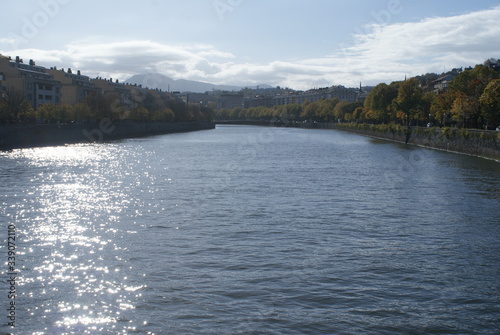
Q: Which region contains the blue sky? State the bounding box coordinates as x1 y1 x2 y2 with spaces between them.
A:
1 0 500 89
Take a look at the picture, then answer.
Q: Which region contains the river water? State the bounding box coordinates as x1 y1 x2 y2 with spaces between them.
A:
0 125 499 335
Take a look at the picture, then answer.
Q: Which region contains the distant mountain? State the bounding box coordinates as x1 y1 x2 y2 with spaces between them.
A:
125 73 271 93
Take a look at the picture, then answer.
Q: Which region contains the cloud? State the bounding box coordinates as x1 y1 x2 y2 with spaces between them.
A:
1 6 499 90
334 5 500 82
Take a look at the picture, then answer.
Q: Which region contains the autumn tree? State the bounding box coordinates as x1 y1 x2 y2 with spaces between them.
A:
430 90 461 126
451 92 476 127
448 65 499 127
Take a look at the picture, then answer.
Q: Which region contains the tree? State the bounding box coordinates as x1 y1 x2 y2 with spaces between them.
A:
0 101 9 123
449 64 498 98
85 91 107 120
448 65 498 127
18 101 35 123
395 78 424 126
430 90 461 126
419 92 436 125
73 103 93 122
352 107 363 122
286 103 303 121
152 108 175 122
301 101 319 121
451 92 476 127
317 98 339 122
3 85 25 123
37 104 58 123
131 106 149 121
333 101 363 122
479 79 500 127
56 104 74 123
363 82 399 123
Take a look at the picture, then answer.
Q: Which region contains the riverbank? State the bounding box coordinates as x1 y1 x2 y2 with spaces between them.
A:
334 123 500 161
217 120 500 160
0 121 216 150
217 120 326 129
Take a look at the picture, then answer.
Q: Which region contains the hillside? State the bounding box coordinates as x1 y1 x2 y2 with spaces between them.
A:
126 73 271 93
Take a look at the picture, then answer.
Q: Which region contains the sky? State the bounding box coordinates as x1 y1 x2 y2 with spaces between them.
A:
1 0 500 90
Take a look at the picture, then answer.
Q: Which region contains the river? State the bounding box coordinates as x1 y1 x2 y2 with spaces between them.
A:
0 125 499 334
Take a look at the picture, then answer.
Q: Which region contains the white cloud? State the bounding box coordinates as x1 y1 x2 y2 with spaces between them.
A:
1 6 499 90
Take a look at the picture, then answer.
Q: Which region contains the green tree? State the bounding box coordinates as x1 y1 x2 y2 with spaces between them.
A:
395 78 424 126
152 108 175 122
317 98 339 122
286 103 303 121
333 101 363 122
449 65 499 99
3 85 25 123
73 102 93 121
0 101 9 123
352 107 363 122
169 100 191 122
85 91 107 120
479 79 500 127
419 92 436 125
37 104 58 123
18 101 35 123
301 101 319 121
364 82 399 123
57 104 74 123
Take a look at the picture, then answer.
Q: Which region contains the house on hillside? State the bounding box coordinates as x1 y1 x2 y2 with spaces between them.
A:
433 74 455 94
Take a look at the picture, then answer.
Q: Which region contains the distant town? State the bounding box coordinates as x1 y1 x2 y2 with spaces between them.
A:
0 53 369 116
1 53 499 129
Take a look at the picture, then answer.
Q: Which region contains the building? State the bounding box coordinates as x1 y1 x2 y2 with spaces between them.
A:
0 56 61 109
216 93 244 110
185 92 215 108
92 77 134 107
432 74 455 94
244 95 274 108
47 68 100 105
295 85 358 105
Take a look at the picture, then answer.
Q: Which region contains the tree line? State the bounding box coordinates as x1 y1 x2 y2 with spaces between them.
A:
0 88 215 125
216 63 500 129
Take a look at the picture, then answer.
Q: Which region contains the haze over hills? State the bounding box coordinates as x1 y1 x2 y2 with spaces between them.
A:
126 73 272 93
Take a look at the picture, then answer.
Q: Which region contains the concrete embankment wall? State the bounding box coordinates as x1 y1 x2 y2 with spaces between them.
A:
217 120 500 160
0 121 215 150
333 124 500 160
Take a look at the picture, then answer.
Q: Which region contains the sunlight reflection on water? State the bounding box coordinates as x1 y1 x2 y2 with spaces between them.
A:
1 143 147 334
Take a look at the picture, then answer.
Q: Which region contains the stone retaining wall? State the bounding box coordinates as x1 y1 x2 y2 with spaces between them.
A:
0 121 216 150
